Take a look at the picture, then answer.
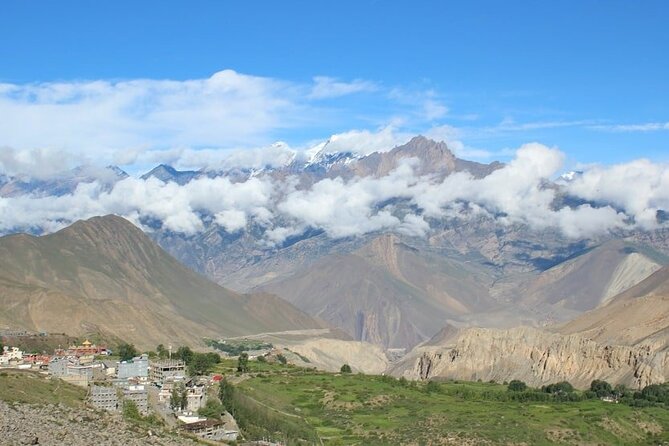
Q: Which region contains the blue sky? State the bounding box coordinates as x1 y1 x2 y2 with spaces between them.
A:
1 0 668 169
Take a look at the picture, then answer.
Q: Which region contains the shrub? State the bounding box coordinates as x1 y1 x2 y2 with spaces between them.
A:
507 380 527 392
425 381 440 394
590 379 613 397
340 364 352 374
198 399 224 419
122 400 141 421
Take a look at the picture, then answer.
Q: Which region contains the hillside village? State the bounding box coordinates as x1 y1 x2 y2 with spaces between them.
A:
0 330 248 444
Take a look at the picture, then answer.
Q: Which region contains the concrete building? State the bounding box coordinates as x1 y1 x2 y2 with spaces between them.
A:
180 419 239 442
186 385 206 412
149 359 186 383
122 385 149 414
48 357 73 377
117 354 149 380
90 385 119 412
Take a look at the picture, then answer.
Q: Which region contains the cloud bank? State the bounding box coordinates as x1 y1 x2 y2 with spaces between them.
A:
1 143 667 243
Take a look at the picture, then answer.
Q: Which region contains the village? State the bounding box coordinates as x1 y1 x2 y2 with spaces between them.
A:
0 331 255 444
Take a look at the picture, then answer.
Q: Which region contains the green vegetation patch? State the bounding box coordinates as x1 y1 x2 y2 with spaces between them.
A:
0 370 86 407
230 371 669 445
205 338 272 356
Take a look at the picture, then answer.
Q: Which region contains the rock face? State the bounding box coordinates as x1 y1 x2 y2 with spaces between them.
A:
390 326 669 389
0 401 200 446
391 263 669 389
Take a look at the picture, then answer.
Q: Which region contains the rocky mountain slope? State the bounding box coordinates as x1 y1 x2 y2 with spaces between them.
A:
559 265 669 347
390 265 669 389
0 215 325 349
514 240 665 314
261 234 505 349
389 325 669 389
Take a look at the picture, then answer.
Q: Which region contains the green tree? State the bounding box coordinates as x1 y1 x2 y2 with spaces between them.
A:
219 378 235 413
198 399 223 419
176 346 194 364
237 352 249 373
188 353 214 376
276 353 287 365
156 344 168 359
590 379 613 397
543 381 574 395
118 343 138 361
340 364 352 374
205 352 221 364
507 380 527 392
170 383 187 411
614 384 628 398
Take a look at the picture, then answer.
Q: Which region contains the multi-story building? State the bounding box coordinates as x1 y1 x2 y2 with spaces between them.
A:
117 354 149 380
122 385 149 414
186 385 206 412
48 357 73 377
90 385 119 412
149 359 186 383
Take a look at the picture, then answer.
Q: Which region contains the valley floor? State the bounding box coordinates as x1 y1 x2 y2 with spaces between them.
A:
212 359 669 445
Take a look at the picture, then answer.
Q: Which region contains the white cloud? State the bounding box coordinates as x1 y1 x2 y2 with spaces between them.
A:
1 141 667 243
0 147 76 179
318 126 412 156
566 159 669 229
309 76 378 99
590 122 669 132
0 70 301 157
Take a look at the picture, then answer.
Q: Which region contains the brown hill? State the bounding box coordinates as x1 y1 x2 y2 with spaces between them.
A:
0 215 324 349
517 240 664 314
260 234 508 349
559 265 669 347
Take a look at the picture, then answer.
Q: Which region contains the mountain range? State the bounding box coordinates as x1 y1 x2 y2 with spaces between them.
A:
4 136 669 388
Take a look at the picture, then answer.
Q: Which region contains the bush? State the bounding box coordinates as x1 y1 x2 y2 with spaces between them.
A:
276 354 287 365
340 364 352 374
425 381 440 394
543 381 574 395
117 343 138 362
507 380 527 392
198 399 224 419
590 379 613 397
122 400 141 421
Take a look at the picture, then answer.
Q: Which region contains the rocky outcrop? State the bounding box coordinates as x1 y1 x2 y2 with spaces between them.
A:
0 401 200 445
390 326 669 389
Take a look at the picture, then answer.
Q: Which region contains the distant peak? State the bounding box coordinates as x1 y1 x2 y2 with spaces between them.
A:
60 214 141 237
403 135 452 153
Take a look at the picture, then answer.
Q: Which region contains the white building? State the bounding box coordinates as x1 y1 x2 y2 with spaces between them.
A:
0 346 23 366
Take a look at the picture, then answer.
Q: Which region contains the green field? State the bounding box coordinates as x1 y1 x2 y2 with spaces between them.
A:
213 360 669 445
